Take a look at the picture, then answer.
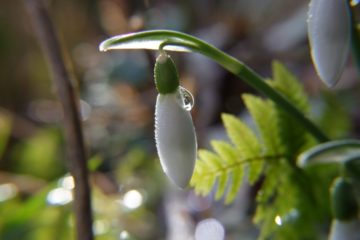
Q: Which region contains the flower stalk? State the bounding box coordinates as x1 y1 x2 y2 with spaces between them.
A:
100 30 329 143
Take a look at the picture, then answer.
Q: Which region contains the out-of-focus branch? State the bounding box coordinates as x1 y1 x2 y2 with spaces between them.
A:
23 0 94 240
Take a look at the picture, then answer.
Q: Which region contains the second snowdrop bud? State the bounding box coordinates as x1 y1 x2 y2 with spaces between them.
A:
308 0 351 87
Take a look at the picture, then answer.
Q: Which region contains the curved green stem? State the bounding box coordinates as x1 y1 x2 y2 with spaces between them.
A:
100 30 329 142
298 139 360 167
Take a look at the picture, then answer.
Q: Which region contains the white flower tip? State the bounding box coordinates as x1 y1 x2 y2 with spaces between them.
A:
167 170 193 189
314 66 342 88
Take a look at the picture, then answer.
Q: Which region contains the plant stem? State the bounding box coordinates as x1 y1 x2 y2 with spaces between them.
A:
160 32 329 142
101 30 329 142
23 0 94 239
221 55 330 143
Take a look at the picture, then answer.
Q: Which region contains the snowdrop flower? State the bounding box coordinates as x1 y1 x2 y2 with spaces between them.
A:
308 0 351 87
154 52 197 188
329 219 360 240
329 177 360 240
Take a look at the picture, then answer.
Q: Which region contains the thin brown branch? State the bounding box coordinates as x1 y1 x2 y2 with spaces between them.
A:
23 0 94 239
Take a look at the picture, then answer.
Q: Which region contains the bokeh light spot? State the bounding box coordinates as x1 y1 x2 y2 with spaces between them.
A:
122 189 143 210
275 215 282 226
47 187 73 205
0 183 18 202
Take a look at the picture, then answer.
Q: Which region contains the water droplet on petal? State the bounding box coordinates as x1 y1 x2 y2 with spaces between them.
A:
177 86 194 111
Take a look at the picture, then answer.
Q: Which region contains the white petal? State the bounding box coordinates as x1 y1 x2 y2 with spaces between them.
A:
308 0 351 87
329 219 360 240
155 91 197 188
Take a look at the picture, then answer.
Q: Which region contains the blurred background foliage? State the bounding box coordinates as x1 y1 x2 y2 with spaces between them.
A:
0 0 359 239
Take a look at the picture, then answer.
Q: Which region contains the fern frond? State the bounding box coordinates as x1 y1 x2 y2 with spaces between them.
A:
211 140 238 165
271 61 309 113
198 149 223 170
222 113 261 157
248 161 265 184
269 61 316 159
191 150 222 195
215 173 229 200
191 144 243 201
242 94 282 155
190 61 323 240
191 115 268 203
225 166 244 204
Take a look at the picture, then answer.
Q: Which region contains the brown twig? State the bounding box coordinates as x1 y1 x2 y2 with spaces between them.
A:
23 0 94 239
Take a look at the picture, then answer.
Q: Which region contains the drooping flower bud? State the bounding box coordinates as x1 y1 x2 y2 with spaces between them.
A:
329 177 360 240
154 53 197 188
308 0 351 87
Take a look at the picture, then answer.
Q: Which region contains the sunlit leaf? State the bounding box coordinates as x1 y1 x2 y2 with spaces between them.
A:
99 30 198 52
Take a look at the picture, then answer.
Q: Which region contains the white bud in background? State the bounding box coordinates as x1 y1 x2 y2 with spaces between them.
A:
329 219 360 240
195 218 225 240
155 87 197 188
308 0 351 87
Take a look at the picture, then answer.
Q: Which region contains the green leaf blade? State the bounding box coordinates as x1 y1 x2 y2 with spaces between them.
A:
99 30 195 52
